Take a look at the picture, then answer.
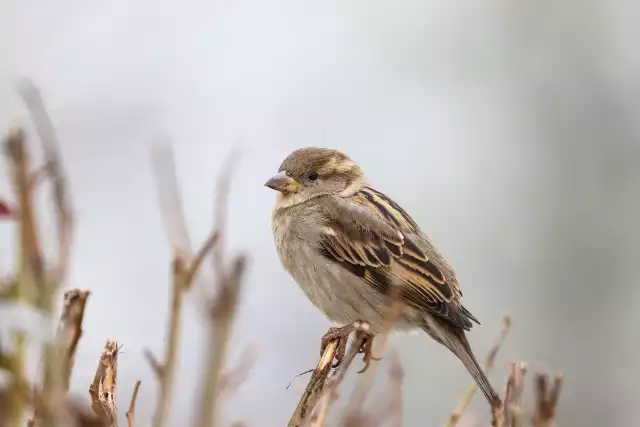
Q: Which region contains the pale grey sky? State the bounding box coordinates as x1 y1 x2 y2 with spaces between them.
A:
1 1 639 426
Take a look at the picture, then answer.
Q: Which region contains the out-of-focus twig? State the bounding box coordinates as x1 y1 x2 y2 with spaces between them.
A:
347 299 403 414
3 82 76 427
446 316 512 427
148 146 220 427
126 380 142 427
196 154 246 427
219 346 259 395
89 339 119 427
196 256 247 427
19 80 74 293
500 360 528 427
532 374 563 427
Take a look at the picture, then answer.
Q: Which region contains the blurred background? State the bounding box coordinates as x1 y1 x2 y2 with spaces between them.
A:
1 0 639 426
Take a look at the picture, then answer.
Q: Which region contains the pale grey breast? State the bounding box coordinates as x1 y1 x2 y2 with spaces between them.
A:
272 203 417 332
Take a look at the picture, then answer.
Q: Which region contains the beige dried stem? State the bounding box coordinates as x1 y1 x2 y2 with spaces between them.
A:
289 297 403 427
195 256 247 427
531 374 563 427
195 152 246 427
89 339 119 427
346 299 404 415
306 323 373 427
288 340 340 427
19 80 74 293
126 380 142 427
3 81 75 427
445 316 512 427
3 128 43 425
57 289 91 391
501 361 528 427
147 146 220 427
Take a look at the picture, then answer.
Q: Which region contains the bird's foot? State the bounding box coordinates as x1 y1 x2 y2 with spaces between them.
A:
320 321 380 372
320 323 355 369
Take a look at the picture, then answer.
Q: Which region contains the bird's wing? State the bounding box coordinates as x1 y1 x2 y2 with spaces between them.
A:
317 187 478 330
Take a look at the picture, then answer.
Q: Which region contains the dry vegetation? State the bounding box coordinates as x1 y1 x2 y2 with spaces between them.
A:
0 83 563 427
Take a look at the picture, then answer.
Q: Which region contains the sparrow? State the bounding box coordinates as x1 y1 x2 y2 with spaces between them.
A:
265 147 502 410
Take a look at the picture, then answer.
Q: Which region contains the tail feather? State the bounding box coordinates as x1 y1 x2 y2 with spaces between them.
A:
444 330 502 410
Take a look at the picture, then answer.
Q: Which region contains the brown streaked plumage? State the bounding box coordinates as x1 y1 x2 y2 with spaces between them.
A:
265 147 502 410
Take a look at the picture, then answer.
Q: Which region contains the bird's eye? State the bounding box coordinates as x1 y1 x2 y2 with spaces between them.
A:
308 172 319 181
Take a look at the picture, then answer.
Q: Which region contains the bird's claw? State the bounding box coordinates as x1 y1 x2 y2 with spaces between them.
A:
320 321 379 373
320 324 355 369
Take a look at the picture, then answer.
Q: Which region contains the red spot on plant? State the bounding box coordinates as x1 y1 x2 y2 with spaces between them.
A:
0 198 15 219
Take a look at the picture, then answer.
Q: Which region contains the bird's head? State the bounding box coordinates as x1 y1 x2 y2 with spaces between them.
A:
265 147 366 209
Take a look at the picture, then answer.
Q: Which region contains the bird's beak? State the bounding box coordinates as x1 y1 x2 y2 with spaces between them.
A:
264 171 302 193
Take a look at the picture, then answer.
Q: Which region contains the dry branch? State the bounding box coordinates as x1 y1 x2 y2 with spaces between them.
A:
532 374 563 427
196 256 247 427
445 316 512 427
502 361 528 427
148 146 221 427
126 380 142 427
19 79 74 292
288 340 340 427
89 339 119 427
289 297 403 427
58 289 91 391
196 154 246 427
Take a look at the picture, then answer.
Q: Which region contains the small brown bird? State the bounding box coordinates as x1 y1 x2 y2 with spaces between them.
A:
265 147 501 410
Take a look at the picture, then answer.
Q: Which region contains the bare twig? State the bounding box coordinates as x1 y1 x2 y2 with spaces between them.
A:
219 346 259 395
89 339 119 426
499 360 528 427
446 316 512 427
532 374 563 427
196 256 247 427
290 296 403 427
149 146 220 427
305 323 372 427
143 349 165 379
19 80 74 292
193 150 244 427
347 300 404 414
288 341 339 427
126 380 142 427
57 289 91 390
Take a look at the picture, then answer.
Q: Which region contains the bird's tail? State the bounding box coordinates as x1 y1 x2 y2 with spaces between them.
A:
443 329 502 410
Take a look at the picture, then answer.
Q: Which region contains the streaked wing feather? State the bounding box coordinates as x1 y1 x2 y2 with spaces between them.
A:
319 188 478 330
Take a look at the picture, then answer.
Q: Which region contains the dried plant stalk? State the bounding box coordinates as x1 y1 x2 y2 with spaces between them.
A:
196 256 247 427
19 80 74 291
290 297 403 427
58 289 91 391
2 83 76 427
532 374 563 427
288 341 340 427
445 316 512 427
89 339 119 427
126 380 142 427
346 300 403 414
196 154 245 427
502 361 528 427
148 146 220 427
305 323 372 426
